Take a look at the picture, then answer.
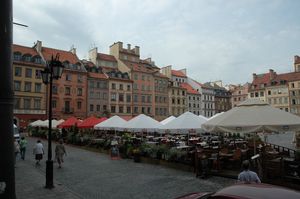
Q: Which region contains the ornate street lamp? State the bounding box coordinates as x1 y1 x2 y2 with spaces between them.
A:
41 54 64 189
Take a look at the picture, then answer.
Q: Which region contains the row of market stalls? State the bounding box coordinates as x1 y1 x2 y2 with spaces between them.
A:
28 99 300 139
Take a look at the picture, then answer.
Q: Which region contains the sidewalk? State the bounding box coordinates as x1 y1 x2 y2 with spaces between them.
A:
15 159 82 199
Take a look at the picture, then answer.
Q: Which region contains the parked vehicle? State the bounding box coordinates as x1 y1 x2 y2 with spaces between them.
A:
175 183 300 199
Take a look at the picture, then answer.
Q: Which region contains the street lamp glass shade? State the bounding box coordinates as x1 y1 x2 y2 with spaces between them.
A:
52 61 64 79
41 69 50 84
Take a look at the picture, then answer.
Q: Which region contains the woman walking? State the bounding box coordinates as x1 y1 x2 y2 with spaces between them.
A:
55 139 67 168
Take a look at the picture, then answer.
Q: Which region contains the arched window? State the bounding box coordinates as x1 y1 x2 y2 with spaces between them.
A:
33 55 42 64
63 61 70 68
13 52 22 61
22 54 32 62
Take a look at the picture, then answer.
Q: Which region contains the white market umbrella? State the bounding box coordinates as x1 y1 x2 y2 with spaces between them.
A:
202 99 300 134
39 119 64 129
94 115 127 130
161 112 208 134
28 120 43 127
121 114 162 132
208 112 224 121
160 116 176 125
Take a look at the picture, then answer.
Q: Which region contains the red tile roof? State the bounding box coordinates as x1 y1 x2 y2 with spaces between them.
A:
180 83 199 94
171 70 186 77
122 60 158 74
88 72 108 79
97 53 117 62
251 71 300 89
12 44 39 56
41 47 79 64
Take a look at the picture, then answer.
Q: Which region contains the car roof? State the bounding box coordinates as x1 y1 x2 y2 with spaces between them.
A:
212 183 300 199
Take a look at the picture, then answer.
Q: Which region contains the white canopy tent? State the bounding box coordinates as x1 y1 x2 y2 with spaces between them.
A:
208 112 224 121
28 120 44 127
160 112 208 134
34 119 64 129
94 115 127 130
202 99 300 134
121 114 162 132
160 116 176 125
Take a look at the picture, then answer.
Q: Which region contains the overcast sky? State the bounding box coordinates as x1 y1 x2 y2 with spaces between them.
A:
13 0 300 85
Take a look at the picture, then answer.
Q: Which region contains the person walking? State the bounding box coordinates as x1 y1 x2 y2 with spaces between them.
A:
19 136 27 160
238 160 261 183
33 140 44 166
55 139 66 168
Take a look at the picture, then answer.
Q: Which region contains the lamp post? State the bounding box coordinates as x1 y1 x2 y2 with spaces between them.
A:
41 54 64 189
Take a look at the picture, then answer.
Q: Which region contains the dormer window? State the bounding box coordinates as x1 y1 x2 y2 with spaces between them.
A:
13 52 22 61
33 56 42 64
23 54 32 62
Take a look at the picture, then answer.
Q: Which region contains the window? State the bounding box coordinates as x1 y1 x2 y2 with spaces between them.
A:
77 101 82 110
119 94 124 102
255 92 259 97
103 105 107 110
35 69 42 79
268 90 271 95
14 81 21 91
15 67 22 76
24 82 31 92
127 106 131 113
34 99 41 109
134 95 138 102
65 87 71 95
77 88 83 96
34 56 42 64
111 106 116 113
177 99 180 104
52 100 57 109
147 95 151 103
172 98 175 104
142 75 145 80
96 105 100 111
134 74 138 80
260 92 264 97
14 98 20 109
134 107 138 113
35 83 42 93
78 75 83 83
119 106 124 113
25 68 32 78
142 107 145 113
126 94 131 102
24 99 31 109
127 84 131 91
111 93 116 101
292 83 295 88
133 83 138 90
90 81 94 88
182 91 185 96
52 85 58 94
142 95 145 103
112 83 116 89
66 74 72 81
119 84 123 90
14 53 21 61
23 55 31 62
147 107 151 114
90 104 94 111
250 93 254 97
142 85 145 91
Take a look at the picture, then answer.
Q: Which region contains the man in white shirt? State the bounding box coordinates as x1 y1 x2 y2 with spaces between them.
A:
33 140 44 165
238 160 261 183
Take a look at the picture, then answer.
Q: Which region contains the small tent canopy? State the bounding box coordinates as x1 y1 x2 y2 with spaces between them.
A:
28 120 43 127
160 116 176 125
202 99 300 134
121 114 162 132
78 116 107 129
160 112 208 134
57 117 81 128
94 115 127 130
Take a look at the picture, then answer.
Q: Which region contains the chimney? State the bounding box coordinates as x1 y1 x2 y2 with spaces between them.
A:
134 46 140 55
269 69 276 80
295 55 300 64
252 73 257 80
35 40 42 53
70 47 76 55
127 44 131 50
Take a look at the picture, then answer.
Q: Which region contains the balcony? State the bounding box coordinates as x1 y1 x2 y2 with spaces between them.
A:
62 107 74 114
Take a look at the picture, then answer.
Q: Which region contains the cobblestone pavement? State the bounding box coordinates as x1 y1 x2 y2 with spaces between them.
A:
16 137 235 199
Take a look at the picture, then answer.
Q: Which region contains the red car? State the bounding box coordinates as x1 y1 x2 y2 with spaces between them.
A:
175 183 300 199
